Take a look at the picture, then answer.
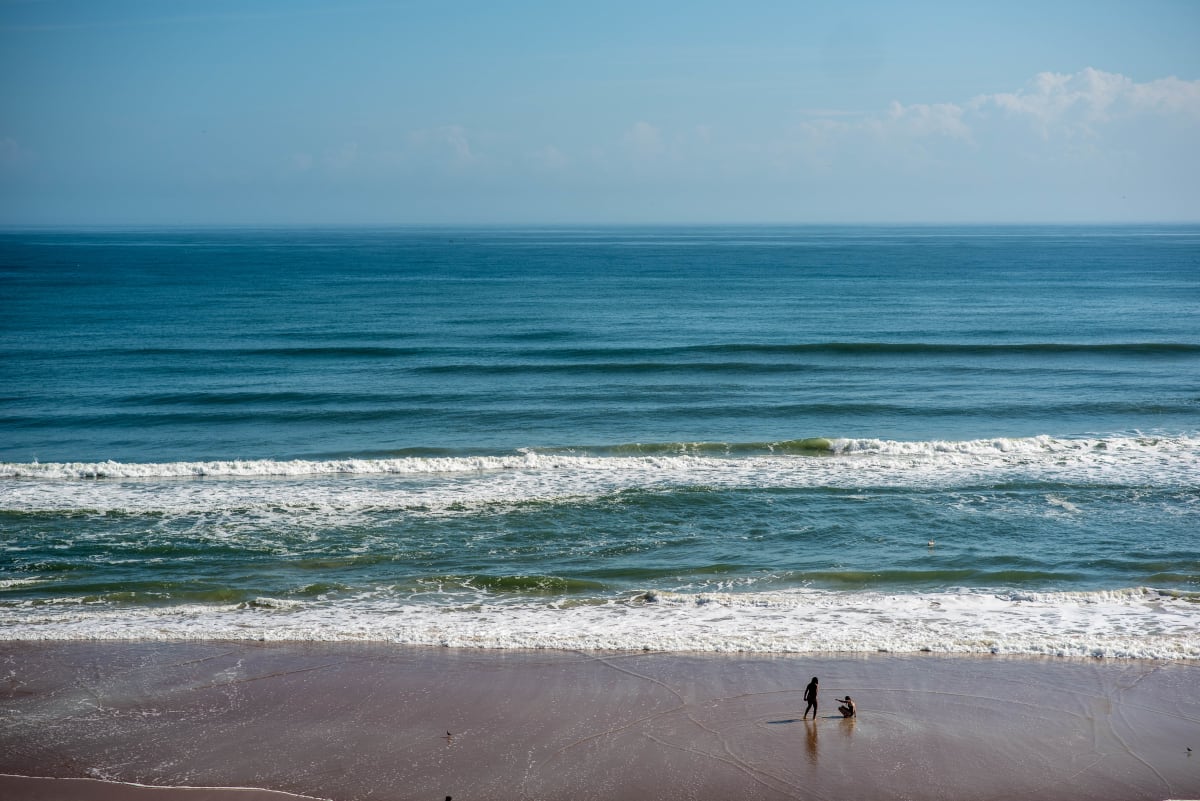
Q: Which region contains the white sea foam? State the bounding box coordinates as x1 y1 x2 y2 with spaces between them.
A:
4 435 1195 658
2 434 1197 519
3 434 1197 480
2 585 1196 660
0 577 48 589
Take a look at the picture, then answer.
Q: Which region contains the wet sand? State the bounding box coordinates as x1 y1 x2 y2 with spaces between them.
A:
1 642 1198 800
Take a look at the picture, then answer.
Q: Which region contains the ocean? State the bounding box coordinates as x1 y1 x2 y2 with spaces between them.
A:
1 225 1198 658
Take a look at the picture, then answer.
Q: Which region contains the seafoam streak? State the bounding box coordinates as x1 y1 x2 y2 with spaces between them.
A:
1 585 1196 660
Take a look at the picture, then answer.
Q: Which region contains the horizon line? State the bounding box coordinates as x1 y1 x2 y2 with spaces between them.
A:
2 219 1199 231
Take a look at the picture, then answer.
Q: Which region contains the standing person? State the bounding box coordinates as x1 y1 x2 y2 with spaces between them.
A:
802 676 819 719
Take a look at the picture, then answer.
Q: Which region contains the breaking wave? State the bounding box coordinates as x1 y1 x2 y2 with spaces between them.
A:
3 433 1197 480
1 585 1196 660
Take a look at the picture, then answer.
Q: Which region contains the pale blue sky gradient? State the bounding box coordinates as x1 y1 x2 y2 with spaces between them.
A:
2 0 1198 224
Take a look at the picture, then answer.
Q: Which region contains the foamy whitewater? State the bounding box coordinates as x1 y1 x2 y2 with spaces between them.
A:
2 226 1198 658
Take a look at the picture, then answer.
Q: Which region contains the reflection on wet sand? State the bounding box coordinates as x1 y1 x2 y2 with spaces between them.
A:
804 719 818 766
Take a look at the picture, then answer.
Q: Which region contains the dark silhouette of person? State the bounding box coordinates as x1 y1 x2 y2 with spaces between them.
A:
802 676 818 719
838 695 856 718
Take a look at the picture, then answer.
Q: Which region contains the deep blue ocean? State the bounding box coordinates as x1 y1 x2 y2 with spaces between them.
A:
2 225 1198 657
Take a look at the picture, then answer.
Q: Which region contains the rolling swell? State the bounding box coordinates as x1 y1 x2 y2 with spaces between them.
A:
4 398 1197 438
525 341 1200 358
28 341 1198 362
6 336 1195 465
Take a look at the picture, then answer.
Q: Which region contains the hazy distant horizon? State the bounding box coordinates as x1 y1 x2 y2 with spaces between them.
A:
3 219 1199 231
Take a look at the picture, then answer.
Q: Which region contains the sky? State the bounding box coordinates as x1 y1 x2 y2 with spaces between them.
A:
1 0 1199 225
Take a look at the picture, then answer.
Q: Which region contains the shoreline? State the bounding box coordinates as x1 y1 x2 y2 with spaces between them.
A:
2 641 1198 800
4 582 1196 660
0 774 330 801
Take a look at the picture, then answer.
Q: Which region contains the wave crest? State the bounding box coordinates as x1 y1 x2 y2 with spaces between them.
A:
4 433 1197 480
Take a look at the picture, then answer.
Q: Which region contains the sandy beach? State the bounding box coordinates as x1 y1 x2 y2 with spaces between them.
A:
1 642 1198 800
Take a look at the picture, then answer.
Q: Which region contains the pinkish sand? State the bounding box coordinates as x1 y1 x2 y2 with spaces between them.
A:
1 641 1198 801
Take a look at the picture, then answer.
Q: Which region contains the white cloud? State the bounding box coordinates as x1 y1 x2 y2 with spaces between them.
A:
972 68 1200 137
623 121 663 158
1128 75 1200 116
785 68 1200 152
250 68 1195 222
774 67 1198 176
881 101 971 140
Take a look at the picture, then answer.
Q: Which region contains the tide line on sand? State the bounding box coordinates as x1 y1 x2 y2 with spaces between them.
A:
0 773 332 801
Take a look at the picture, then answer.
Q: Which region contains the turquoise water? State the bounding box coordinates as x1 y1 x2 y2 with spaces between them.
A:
2 225 1198 656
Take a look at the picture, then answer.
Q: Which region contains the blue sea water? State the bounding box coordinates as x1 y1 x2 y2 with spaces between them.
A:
1 225 1198 657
